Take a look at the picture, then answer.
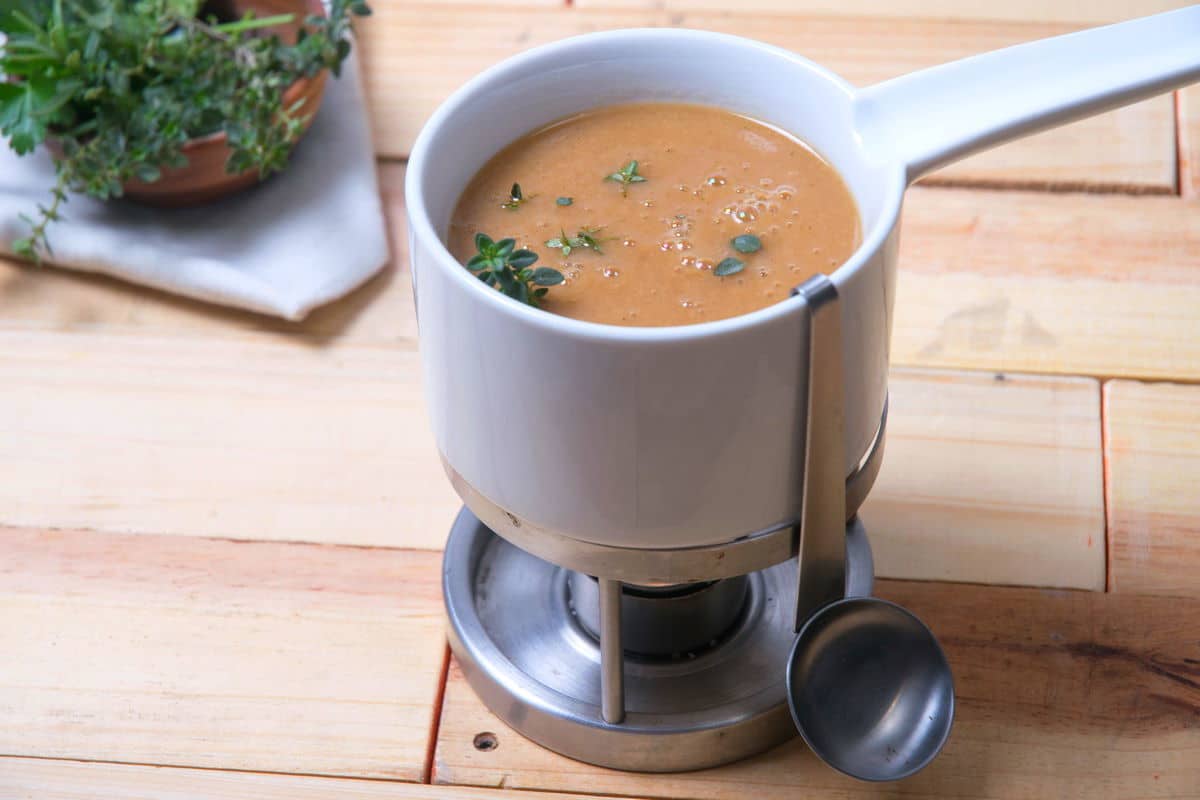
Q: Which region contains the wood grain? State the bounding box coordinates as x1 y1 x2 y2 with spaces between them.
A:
863 370 1103 590
894 187 1200 381
574 0 1193 26
0 331 458 549
0 528 445 779
0 757 629 800
1181 87 1199 198
0 337 1105 584
358 5 1175 192
434 579 1200 799
0 168 461 550
1105 380 1200 599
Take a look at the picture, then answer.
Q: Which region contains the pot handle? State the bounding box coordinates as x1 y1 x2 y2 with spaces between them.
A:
854 6 1200 184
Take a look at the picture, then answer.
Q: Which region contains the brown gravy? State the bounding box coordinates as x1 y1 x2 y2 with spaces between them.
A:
448 103 860 326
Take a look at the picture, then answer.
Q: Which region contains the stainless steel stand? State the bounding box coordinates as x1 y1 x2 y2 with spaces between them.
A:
442 508 875 772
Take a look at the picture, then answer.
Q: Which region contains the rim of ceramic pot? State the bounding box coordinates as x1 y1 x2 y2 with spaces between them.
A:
406 28 907 342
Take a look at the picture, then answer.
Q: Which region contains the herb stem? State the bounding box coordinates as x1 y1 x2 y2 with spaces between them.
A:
213 14 296 35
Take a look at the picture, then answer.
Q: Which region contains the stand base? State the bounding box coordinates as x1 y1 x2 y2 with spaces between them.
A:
443 507 874 773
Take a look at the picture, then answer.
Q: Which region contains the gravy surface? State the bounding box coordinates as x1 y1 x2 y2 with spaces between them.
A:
448 103 860 326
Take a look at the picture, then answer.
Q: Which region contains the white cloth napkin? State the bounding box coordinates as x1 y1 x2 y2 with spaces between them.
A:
0 54 389 321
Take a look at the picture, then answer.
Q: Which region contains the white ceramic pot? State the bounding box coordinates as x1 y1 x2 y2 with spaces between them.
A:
407 8 1200 550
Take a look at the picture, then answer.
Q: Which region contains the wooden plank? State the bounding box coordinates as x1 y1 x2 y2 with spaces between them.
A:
863 370 1103 590
0 335 1104 582
0 168 462 550
434 579 1200 799
575 0 1193 26
0 757 626 800
0 331 458 549
1181 87 1199 198
358 6 1175 191
0 163 414 344
894 186 1200 381
1105 380 1200 598
0 528 445 780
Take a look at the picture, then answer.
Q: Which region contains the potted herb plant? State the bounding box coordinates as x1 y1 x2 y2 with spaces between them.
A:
0 0 371 258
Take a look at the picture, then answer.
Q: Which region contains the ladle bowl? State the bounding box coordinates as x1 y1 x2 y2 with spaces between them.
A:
787 597 955 782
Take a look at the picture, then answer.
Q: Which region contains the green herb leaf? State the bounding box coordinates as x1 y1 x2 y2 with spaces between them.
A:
532 267 565 286
500 182 531 210
509 249 538 269
467 232 557 307
547 226 608 257
569 226 606 255
0 77 58 155
715 257 745 277
731 234 761 254
556 196 573 206
604 159 646 193
545 230 570 255
0 0 366 258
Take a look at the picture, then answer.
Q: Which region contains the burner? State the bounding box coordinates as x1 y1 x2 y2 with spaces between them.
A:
567 572 750 658
443 507 874 772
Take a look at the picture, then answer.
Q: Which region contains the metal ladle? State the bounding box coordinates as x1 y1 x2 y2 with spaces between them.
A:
788 276 955 782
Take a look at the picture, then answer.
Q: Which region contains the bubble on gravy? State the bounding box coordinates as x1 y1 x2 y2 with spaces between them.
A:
447 103 860 327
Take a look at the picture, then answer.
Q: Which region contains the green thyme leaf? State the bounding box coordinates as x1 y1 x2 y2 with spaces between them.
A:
569 226 606 255
731 234 762 254
467 232 558 307
532 267 565 286
604 159 647 193
714 257 745 277
556 196 573 206
509 249 538 269
0 0 369 258
500 182 531 210
547 226 608 257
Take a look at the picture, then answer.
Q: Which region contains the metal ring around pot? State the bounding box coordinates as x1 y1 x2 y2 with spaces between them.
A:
443 400 886 585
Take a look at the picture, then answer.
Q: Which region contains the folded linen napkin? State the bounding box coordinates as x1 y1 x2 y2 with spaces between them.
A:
0 54 389 321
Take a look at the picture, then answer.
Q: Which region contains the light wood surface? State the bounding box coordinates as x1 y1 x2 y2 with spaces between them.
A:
0 319 1106 583
894 187 1200 381
358 5 1175 192
1181 86 1199 198
0 758 631 800
2 3 1199 797
862 370 1103 590
574 0 1193 25
0 527 445 780
0 329 457 549
1105 380 1200 598
434 579 1200 799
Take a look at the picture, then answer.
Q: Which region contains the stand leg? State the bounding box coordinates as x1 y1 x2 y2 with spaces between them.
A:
598 578 625 724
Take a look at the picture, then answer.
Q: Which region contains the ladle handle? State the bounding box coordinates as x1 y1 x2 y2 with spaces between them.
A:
792 275 847 633
855 6 1200 183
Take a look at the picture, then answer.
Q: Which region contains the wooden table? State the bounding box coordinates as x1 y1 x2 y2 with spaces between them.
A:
3 2 1199 798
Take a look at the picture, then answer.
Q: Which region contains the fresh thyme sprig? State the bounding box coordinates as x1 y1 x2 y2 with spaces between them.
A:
467 233 563 307
0 0 371 260
604 160 646 193
500 182 531 210
545 226 607 257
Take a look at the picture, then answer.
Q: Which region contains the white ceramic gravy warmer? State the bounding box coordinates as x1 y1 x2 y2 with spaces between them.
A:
407 8 1200 551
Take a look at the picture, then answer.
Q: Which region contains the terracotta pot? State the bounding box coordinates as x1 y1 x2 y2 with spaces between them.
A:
120 0 329 207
